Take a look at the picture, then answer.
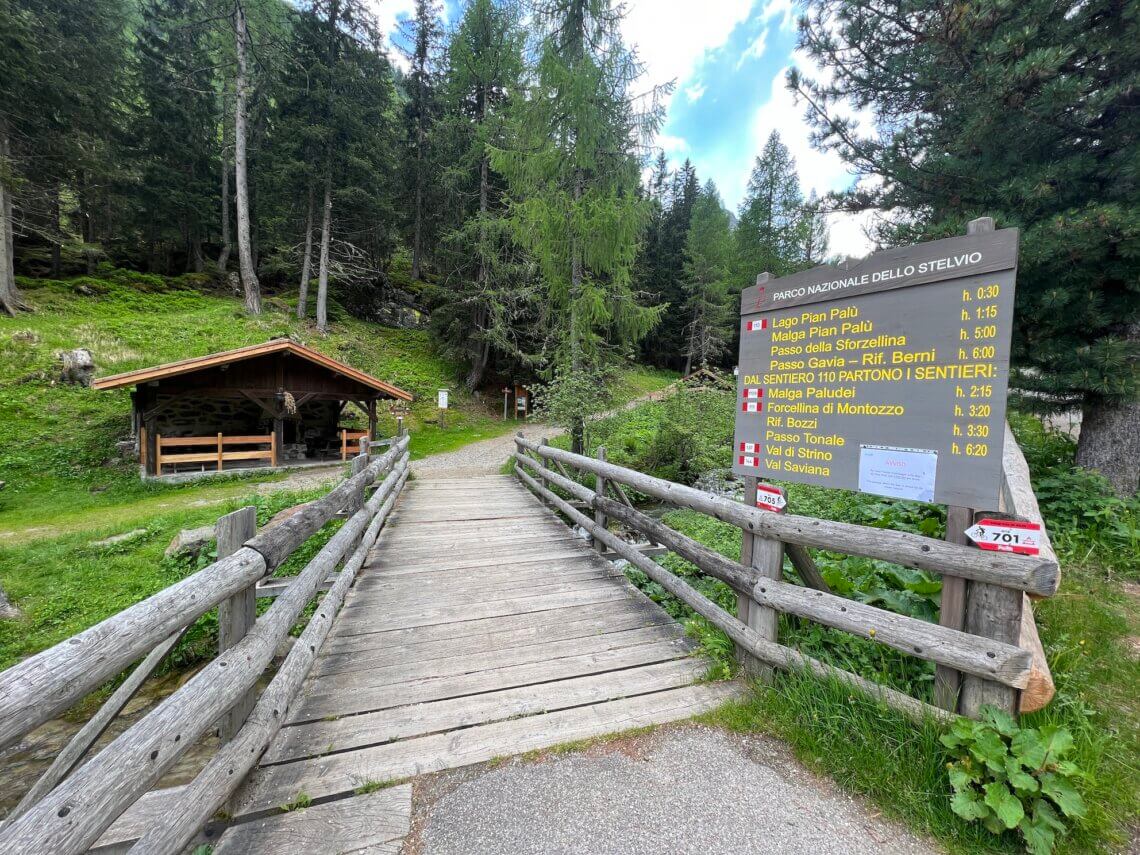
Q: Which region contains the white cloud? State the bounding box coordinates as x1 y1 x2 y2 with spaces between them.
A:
735 27 768 69
684 82 708 103
658 134 690 154
368 0 415 68
826 210 879 260
622 0 756 102
760 0 796 31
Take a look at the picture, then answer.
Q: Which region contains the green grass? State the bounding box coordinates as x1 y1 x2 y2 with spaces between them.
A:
0 272 493 534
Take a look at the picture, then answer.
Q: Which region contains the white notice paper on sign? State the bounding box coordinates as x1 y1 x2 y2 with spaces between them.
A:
858 445 938 502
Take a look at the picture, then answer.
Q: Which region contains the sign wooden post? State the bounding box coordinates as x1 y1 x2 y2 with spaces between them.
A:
594 447 608 554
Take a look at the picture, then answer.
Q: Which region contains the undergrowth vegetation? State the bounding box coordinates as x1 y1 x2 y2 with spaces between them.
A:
569 386 1138 852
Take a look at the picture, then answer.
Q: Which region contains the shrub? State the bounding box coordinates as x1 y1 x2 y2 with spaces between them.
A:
941 705 1086 854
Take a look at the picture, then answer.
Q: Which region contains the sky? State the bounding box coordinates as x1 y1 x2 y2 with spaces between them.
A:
377 0 876 259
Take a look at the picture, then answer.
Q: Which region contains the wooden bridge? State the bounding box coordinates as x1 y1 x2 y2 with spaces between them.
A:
0 427 1059 854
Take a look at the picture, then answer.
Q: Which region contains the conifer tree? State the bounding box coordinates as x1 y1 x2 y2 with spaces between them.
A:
795 0 1140 494
735 131 804 281
432 0 529 389
400 0 443 281
491 0 666 450
682 180 735 374
133 0 219 274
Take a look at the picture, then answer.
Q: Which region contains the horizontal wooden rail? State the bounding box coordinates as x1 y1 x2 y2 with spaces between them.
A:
0 439 410 855
514 451 1032 689
133 454 411 855
0 547 267 753
155 433 276 473
516 437 1058 596
513 464 953 725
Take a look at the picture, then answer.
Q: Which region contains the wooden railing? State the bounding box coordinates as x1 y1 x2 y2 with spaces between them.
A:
0 432 411 855
513 423 1059 724
340 428 370 461
154 432 276 474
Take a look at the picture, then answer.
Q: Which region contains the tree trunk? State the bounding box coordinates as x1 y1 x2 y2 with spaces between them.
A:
315 173 333 333
570 169 585 454
233 2 260 314
0 123 24 314
297 184 314 319
1075 326 1140 496
217 140 231 276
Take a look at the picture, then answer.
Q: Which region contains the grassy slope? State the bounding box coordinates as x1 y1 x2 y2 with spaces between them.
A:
0 273 677 669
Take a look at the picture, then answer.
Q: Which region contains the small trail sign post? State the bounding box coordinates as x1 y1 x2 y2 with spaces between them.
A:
964 518 1043 556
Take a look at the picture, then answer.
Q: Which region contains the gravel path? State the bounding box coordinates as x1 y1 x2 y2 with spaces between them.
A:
411 424 563 479
408 726 938 855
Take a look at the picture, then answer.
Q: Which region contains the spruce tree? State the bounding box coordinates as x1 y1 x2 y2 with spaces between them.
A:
431 0 530 389
133 0 219 274
491 0 666 449
795 0 1140 494
399 0 444 281
682 180 735 373
735 131 804 281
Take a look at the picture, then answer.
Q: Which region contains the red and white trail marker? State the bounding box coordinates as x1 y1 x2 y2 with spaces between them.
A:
964 518 1042 556
745 318 768 332
742 401 763 413
738 454 760 468
739 441 761 454
756 484 787 513
743 387 763 399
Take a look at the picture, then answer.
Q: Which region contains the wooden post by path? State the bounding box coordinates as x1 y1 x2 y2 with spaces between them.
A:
738 478 783 679
216 506 258 741
594 447 607 554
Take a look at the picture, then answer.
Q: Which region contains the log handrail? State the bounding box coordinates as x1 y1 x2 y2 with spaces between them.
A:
512 451 1033 690
515 437 1059 596
0 435 411 855
513 430 1061 724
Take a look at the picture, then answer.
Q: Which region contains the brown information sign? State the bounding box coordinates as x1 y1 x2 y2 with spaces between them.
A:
733 228 1019 508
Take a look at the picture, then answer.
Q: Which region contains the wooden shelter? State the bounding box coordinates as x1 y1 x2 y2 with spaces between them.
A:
94 339 412 477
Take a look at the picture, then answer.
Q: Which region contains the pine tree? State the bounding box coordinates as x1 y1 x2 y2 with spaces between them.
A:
800 190 829 266
735 131 804 281
133 0 219 274
682 180 735 374
400 0 443 281
431 0 530 389
491 0 667 451
795 0 1140 494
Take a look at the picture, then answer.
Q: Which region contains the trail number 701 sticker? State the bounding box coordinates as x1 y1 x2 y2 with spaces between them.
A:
964 518 1042 555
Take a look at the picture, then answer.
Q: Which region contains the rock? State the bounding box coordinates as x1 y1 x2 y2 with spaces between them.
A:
58 348 95 386
0 585 21 620
164 525 216 559
263 502 312 531
92 528 148 548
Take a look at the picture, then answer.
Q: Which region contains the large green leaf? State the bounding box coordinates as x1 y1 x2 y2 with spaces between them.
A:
984 781 1025 829
1038 725 1075 764
950 787 991 822
1005 756 1040 794
970 728 1009 772
948 762 981 790
1012 728 1047 768
981 704 1019 738
1019 814 1057 855
1039 773 1087 818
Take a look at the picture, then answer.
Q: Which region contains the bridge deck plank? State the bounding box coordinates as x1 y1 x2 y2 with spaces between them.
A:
221 474 737 834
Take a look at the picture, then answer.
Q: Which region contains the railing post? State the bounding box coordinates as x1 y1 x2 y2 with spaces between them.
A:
155 433 163 475
738 476 783 678
347 444 368 514
217 432 224 472
594 447 607 553
540 438 551 494
216 506 258 741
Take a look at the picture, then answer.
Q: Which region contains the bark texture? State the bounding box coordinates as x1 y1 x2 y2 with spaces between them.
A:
233 2 261 313
315 174 332 333
0 124 23 314
297 184 314 319
1076 395 1140 496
